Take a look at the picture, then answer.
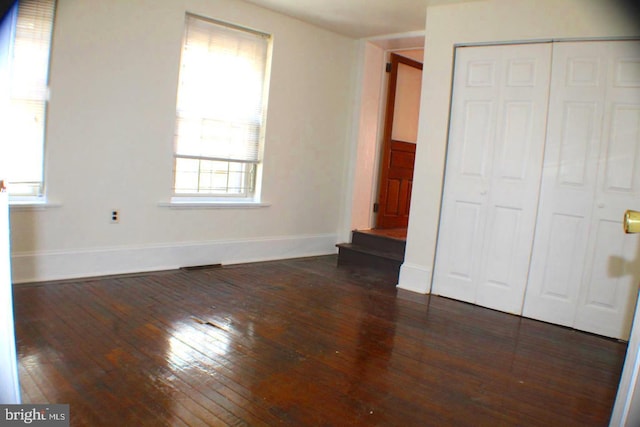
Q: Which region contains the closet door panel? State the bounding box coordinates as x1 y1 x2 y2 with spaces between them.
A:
431 48 498 304
575 41 640 339
524 41 640 340
523 42 606 326
433 43 551 314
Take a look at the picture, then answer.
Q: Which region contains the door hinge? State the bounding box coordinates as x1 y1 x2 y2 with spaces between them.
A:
385 62 392 73
373 202 379 213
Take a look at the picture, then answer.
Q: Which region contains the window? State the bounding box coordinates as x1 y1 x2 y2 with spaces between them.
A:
0 0 56 199
173 14 271 200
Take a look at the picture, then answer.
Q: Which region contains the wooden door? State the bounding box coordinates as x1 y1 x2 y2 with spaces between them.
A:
432 43 552 314
375 53 422 229
523 40 640 340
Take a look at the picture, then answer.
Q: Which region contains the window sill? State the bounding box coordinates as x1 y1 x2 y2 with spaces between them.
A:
158 199 271 209
9 199 61 211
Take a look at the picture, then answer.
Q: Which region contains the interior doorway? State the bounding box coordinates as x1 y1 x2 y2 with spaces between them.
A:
347 33 424 236
376 52 422 229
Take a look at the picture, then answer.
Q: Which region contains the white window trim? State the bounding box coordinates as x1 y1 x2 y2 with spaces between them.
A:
158 197 270 209
9 196 60 210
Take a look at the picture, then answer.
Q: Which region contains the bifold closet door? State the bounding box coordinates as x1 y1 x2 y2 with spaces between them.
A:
523 40 640 340
431 43 552 314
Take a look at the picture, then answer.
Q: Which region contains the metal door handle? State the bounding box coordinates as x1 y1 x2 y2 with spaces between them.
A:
624 210 640 233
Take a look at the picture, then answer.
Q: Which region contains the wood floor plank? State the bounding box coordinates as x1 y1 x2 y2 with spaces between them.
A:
80 277 284 426
12 255 626 426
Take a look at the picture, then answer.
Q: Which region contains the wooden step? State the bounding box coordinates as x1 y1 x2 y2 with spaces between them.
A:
336 243 403 277
351 230 406 254
335 229 406 278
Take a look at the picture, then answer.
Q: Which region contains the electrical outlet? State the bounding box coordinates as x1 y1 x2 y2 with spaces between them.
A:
110 209 119 224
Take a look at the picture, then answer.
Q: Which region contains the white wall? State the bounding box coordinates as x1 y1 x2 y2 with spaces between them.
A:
10 0 358 282
398 0 640 293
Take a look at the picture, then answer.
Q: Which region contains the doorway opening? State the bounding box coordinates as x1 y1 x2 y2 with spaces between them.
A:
337 33 423 277
376 52 423 230
348 33 424 239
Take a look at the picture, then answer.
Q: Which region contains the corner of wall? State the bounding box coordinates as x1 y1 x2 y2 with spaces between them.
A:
396 261 432 294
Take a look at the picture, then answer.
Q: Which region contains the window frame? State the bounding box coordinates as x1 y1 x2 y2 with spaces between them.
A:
171 13 272 203
1 0 56 204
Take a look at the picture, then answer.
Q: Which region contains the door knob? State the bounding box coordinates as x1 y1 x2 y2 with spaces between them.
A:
624 210 640 233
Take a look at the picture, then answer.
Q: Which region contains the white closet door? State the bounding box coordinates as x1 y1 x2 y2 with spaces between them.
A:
522 42 606 327
578 41 640 339
523 41 640 340
432 43 552 314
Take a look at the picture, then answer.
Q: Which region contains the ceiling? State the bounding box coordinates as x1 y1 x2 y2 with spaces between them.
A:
241 0 474 39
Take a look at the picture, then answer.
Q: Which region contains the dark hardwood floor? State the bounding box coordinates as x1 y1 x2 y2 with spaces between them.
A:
13 255 627 426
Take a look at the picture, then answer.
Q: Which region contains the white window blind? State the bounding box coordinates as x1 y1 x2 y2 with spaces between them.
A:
173 14 271 197
0 0 55 197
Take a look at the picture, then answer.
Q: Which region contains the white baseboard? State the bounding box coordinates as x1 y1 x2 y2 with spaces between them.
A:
11 234 338 284
397 262 432 294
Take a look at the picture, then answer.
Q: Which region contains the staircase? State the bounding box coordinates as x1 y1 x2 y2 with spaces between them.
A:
336 229 406 278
